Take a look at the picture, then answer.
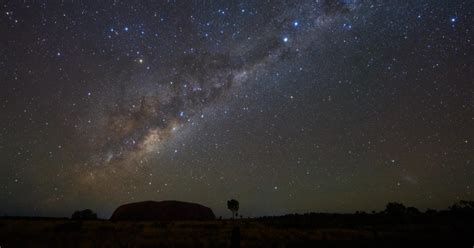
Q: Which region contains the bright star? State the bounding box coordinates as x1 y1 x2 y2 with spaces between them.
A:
293 21 299 27
283 37 289 43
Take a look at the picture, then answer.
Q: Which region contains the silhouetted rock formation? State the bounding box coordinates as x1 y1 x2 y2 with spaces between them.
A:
110 200 215 221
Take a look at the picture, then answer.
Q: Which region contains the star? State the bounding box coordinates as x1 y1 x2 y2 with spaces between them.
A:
1 0 471 220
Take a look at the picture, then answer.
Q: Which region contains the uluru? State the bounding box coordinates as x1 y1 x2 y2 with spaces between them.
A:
110 200 216 221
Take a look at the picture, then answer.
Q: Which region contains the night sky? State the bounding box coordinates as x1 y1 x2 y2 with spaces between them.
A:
1 0 472 218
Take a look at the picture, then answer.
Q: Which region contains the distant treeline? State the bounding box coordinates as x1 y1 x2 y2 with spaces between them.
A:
255 201 474 229
1 200 473 224
0 216 68 220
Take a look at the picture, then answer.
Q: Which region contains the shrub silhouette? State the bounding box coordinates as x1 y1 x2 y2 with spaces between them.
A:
227 199 239 219
71 209 98 220
384 202 406 216
449 200 474 212
425 208 437 215
448 200 474 218
406 207 421 216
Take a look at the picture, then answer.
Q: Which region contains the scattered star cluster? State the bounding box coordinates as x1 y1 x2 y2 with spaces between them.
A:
0 0 472 218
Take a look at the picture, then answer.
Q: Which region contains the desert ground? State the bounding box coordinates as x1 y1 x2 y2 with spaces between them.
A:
0 216 472 247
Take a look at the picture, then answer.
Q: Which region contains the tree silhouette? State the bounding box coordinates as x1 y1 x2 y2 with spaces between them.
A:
227 199 239 219
71 209 97 220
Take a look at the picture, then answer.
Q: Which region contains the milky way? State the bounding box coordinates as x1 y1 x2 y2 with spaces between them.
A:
1 0 472 217
83 1 357 167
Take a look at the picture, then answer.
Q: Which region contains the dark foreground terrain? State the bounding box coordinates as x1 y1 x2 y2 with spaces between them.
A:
0 213 473 248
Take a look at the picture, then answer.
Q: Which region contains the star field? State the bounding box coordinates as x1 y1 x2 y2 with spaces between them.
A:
0 0 472 218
